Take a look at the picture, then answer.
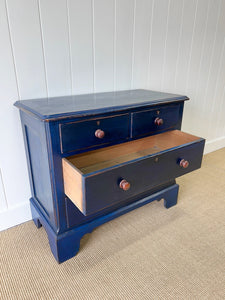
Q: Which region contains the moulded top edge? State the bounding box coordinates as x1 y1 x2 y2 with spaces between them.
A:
14 89 189 121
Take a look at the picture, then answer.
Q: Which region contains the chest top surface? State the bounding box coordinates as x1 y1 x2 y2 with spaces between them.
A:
14 89 188 121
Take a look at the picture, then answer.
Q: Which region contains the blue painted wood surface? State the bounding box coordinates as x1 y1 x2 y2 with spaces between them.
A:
20 110 58 232
131 103 182 138
14 89 189 120
83 139 205 215
30 183 179 263
60 113 130 153
55 102 184 157
14 89 204 263
65 180 177 228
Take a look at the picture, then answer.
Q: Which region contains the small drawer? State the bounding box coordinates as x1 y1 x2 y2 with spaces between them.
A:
62 130 205 216
59 113 130 153
131 104 181 138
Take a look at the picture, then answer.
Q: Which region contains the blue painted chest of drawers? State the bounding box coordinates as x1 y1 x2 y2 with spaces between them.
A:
15 89 205 263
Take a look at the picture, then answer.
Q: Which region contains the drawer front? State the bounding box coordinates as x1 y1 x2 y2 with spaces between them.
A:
60 114 130 153
83 139 204 215
132 104 181 138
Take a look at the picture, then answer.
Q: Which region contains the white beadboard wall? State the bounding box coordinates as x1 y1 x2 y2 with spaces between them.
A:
0 0 225 231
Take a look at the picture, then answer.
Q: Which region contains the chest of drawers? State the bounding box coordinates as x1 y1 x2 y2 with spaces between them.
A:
15 89 205 263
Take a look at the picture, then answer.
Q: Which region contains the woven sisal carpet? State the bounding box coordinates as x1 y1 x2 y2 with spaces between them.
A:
1 148 225 299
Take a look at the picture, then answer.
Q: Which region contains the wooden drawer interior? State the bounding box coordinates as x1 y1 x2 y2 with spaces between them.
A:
63 130 201 174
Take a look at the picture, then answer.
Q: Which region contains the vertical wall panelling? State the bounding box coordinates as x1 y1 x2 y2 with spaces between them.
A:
221 86 225 135
215 42 225 138
208 0 225 139
131 0 136 89
174 0 198 94
193 0 221 137
38 0 72 97
146 0 154 88
161 0 184 92
6 0 47 99
114 0 134 90
147 0 170 90
185 0 210 96
0 0 30 212
132 0 153 89
0 169 7 211
68 0 94 94
93 0 115 92
182 0 210 134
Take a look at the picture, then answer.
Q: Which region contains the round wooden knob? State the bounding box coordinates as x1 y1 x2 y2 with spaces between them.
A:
154 117 164 126
119 179 130 191
180 159 189 168
95 129 105 139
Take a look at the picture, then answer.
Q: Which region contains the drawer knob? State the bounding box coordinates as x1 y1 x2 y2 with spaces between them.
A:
180 159 189 168
119 179 130 191
154 117 164 126
95 129 105 139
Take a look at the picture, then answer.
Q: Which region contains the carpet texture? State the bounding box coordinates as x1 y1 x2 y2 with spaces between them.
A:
1 148 225 299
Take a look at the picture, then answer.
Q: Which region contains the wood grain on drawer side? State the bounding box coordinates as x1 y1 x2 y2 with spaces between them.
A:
62 159 84 212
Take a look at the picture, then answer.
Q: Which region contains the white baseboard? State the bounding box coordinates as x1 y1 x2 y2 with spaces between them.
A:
0 201 32 232
204 136 225 154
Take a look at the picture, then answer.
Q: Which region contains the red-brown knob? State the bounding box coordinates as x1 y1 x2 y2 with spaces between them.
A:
119 179 130 191
95 129 105 139
154 117 164 126
180 159 189 168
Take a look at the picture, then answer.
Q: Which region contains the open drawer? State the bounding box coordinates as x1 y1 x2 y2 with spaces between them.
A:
62 130 205 215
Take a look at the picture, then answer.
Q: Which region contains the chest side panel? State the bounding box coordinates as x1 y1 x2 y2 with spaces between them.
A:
20 111 57 230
